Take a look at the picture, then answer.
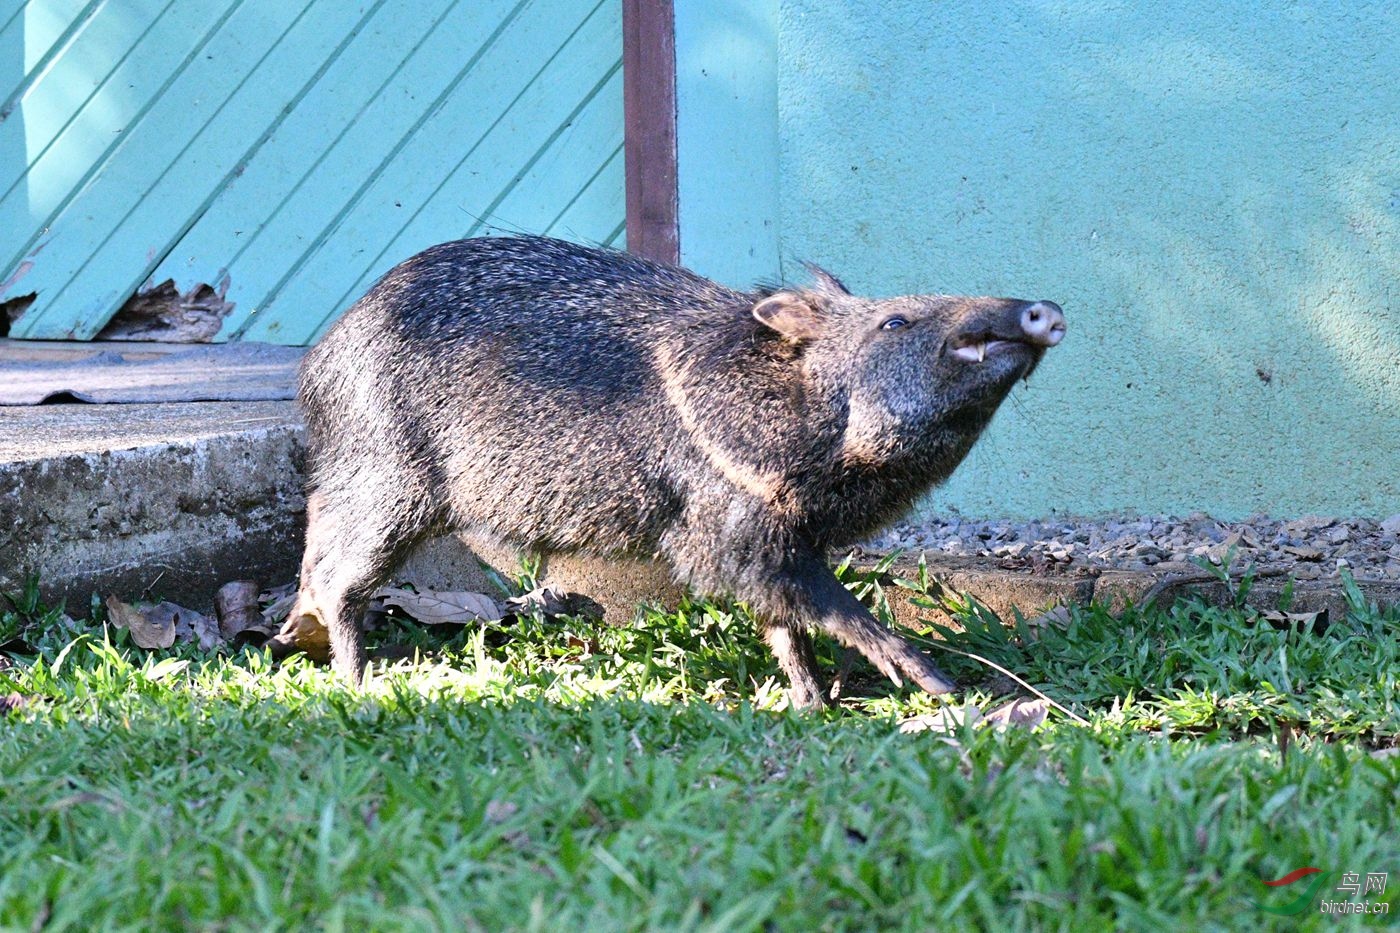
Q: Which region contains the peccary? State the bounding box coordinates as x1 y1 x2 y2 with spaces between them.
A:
293 236 1064 708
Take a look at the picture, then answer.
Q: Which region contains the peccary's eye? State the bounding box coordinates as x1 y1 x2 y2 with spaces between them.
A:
880 316 909 331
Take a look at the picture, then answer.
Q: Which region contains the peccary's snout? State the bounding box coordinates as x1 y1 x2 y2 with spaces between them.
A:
948 299 1066 363
1019 301 1066 347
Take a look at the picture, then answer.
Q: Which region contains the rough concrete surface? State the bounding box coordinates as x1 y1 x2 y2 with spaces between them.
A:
0 401 306 612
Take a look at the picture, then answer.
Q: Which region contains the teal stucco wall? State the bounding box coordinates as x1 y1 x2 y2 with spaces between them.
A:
679 1 1400 519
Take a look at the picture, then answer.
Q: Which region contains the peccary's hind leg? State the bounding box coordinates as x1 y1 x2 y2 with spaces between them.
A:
295 486 435 683
770 554 954 698
761 621 829 711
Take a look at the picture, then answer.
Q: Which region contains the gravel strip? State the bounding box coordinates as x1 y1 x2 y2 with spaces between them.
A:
864 514 1400 582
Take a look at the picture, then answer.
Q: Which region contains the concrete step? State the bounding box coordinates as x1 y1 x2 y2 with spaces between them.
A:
1 401 305 612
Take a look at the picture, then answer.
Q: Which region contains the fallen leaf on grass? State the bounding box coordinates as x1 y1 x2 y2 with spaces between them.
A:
504 586 603 620
105 596 175 649
142 602 220 651
216 580 272 642
899 703 983 735
259 585 297 629
483 799 529 848
983 697 1050 731
484 799 519 823
374 587 503 626
566 634 600 654
901 697 1050 735
1023 605 1072 640
1257 608 1328 634
504 586 573 617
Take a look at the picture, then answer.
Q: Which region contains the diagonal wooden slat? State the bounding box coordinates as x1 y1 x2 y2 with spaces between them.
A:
1 0 624 345
12 0 386 339
0 0 102 113
209 0 535 342
241 0 622 344
146 0 466 324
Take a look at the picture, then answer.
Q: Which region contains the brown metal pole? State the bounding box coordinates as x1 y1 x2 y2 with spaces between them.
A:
622 0 679 264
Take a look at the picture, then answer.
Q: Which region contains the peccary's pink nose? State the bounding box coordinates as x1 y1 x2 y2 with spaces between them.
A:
1020 300 1066 347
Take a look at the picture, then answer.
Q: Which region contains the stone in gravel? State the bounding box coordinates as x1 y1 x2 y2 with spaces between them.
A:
1130 542 1170 561
1155 561 1197 573
1207 542 1238 564
1224 530 1261 550
1283 545 1324 561
1381 514 1400 536
1326 526 1351 544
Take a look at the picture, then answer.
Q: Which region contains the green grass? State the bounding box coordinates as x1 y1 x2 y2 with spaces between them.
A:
1 566 1397 931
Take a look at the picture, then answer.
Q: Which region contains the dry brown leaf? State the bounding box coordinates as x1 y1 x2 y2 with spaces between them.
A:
1024 605 1072 641
260 591 298 628
899 703 982 735
216 581 271 641
505 586 573 617
105 596 176 649
374 587 503 625
484 799 519 824
504 586 602 619
258 583 296 604
983 697 1051 731
566 635 600 655
137 602 221 650
1258 608 1328 634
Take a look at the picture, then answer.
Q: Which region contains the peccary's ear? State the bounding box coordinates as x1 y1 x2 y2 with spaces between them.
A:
802 262 851 297
752 291 827 342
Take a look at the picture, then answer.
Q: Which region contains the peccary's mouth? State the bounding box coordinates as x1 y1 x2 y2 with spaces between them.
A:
947 334 1036 364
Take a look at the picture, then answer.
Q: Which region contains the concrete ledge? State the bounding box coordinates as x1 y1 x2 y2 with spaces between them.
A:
1 402 306 612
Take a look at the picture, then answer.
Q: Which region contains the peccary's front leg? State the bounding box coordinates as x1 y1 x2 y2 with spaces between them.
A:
761 621 829 710
774 555 955 697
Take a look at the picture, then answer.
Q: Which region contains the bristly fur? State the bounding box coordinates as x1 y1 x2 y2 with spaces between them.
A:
294 235 1058 708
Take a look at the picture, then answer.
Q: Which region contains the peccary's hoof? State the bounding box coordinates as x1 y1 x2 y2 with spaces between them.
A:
905 656 956 695
788 681 834 712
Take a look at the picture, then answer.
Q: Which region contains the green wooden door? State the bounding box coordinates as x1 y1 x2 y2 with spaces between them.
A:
0 0 623 345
